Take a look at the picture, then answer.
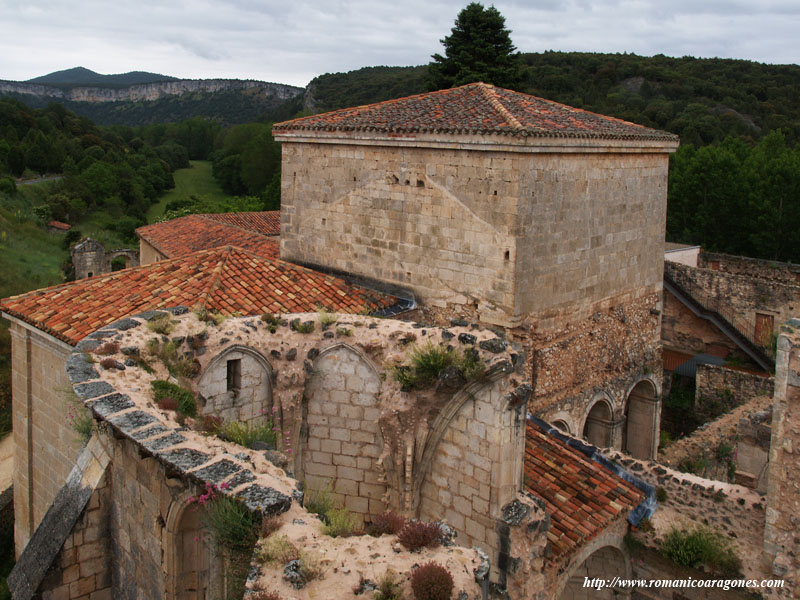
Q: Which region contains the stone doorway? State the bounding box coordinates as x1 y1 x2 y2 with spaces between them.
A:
623 380 659 460
583 399 614 448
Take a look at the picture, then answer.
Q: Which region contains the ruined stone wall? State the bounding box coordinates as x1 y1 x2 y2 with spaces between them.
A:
197 346 273 423
109 436 193 600
301 345 385 524
662 287 745 358
629 546 761 599
499 494 550 600
737 409 771 493
37 471 112 600
8 321 81 556
72 244 106 279
699 252 800 286
606 450 767 580
532 294 662 449
695 364 774 421
666 261 800 345
279 141 668 327
418 377 525 562
764 321 800 596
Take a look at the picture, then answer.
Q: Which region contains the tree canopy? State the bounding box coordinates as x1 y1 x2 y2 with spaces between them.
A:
428 2 521 90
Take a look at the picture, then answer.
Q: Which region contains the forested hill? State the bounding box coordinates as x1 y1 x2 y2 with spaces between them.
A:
299 52 800 147
5 54 799 138
1 68 303 126
27 67 177 88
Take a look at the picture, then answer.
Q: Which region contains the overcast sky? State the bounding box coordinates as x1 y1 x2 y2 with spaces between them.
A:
1 0 798 87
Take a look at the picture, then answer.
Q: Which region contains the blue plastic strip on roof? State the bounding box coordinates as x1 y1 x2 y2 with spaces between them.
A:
371 297 416 318
528 416 657 527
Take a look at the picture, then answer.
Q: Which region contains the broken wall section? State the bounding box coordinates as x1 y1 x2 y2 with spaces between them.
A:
764 320 800 597
699 252 800 285
666 260 799 348
695 363 774 421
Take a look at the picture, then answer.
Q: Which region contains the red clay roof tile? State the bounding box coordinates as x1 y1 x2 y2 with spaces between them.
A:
1 246 397 345
274 82 678 142
136 212 280 260
524 421 645 564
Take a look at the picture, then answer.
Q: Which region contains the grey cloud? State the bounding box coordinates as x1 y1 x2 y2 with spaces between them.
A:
0 0 796 86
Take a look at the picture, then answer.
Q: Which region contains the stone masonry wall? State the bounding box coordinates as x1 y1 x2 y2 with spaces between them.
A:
532 294 662 432
418 377 526 566
109 436 195 600
9 322 82 556
699 252 800 286
662 287 746 359
301 345 385 525
138 239 167 265
629 546 759 600
280 142 519 322
37 471 112 600
764 321 800 597
666 261 800 346
279 141 668 327
695 363 774 421
513 152 668 326
197 347 273 423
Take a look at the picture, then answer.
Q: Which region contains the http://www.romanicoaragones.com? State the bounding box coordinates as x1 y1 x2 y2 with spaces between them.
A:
583 576 785 592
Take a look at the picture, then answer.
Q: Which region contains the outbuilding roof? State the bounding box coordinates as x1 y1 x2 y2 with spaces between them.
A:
1 246 398 345
274 82 678 142
524 420 646 563
136 212 280 260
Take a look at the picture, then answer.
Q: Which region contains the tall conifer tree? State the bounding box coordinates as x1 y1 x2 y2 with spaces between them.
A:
428 2 521 90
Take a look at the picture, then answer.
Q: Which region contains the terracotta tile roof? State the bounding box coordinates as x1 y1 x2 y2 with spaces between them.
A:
200 211 280 236
47 221 71 231
1 247 398 345
524 420 645 563
274 82 678 142
136 212 280 259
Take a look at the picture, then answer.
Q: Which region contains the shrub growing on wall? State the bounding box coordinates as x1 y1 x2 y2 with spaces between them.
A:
397 520 443 551
151 380 197 417
660 526 741 576
410 562 453 600
192 483 261 599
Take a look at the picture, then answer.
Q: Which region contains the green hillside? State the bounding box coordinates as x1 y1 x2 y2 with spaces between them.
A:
27 66 177 89
292 53 800 146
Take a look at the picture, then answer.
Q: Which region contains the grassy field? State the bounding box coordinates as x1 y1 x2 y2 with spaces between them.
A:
146 160 232 223
0 189 66 299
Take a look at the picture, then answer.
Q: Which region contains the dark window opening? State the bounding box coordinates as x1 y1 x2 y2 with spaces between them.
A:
227 359 241 395
504 250 510 261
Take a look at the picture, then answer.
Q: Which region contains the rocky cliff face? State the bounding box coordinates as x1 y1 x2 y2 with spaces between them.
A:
0 78 303 103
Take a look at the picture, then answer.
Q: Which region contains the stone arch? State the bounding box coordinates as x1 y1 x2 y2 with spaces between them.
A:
298 344 384 524
556 540 631 600
107 249 139 271
164 493 219 600
414 362 521 554
412 365 515 513
552 419 571 434
582 394 615 449
197 345 273 423
543 410 575 436
622 377 660 460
